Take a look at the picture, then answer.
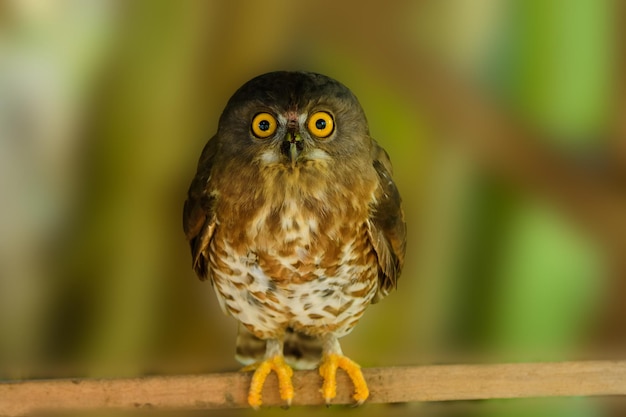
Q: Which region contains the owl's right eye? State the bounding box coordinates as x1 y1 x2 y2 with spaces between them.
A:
251 113 278 138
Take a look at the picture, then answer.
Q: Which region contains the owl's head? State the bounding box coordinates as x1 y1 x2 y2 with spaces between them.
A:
215 71 372 171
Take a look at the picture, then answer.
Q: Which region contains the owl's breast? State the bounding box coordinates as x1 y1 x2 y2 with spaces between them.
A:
214 159 379 279
208 187 379 338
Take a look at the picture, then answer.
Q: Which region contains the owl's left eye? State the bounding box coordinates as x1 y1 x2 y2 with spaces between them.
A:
307 111 334 139
251 112 278 138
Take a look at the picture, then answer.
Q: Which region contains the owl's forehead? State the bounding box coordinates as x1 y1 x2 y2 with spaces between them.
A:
226 71 356 113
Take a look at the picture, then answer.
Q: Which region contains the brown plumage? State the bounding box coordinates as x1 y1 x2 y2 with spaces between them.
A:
183 71 406 407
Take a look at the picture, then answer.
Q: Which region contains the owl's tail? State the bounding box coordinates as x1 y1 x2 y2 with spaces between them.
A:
235 325 322 370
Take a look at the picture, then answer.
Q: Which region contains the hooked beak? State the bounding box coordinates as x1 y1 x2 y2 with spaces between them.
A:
282 129 303 166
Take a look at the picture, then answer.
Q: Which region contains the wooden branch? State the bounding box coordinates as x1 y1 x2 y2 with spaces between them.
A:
1 361 624 415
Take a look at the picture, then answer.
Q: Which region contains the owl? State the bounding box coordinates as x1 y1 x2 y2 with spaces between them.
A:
183 71 406 408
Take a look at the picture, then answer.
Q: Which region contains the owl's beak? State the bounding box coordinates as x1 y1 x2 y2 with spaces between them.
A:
282 129 303 165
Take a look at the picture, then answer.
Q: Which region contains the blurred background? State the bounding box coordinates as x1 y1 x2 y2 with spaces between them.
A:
0 1 624 416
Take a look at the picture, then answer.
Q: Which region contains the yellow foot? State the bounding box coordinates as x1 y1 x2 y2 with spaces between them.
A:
318 353 369 405
245 355 294 409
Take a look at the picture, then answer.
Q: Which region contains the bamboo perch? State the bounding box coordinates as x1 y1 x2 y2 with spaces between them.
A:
1 361 625 416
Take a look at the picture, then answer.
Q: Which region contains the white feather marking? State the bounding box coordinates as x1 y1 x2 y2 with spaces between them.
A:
258 149 279 165
307 148 331 161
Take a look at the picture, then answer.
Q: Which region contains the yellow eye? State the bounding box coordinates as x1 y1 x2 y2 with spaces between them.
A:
307 111 334 138
251 112 277 138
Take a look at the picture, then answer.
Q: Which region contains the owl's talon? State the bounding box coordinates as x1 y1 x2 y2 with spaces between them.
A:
247 355 294 409
318 353 369 405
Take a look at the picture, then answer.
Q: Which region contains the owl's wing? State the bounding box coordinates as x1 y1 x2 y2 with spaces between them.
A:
183 137 219 280
367 141 407 302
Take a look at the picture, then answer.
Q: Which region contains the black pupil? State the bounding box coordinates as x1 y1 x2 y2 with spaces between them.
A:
259 119 270 131
315 118 326 130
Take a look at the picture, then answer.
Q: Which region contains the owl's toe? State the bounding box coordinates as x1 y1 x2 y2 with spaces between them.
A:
246 355 294 409
318 353 369 405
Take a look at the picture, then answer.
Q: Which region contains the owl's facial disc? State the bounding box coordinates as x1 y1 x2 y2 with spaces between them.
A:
259 109 333 168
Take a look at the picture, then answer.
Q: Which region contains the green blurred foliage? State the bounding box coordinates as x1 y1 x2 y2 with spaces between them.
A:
506 0 611 142
0 1 621 416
